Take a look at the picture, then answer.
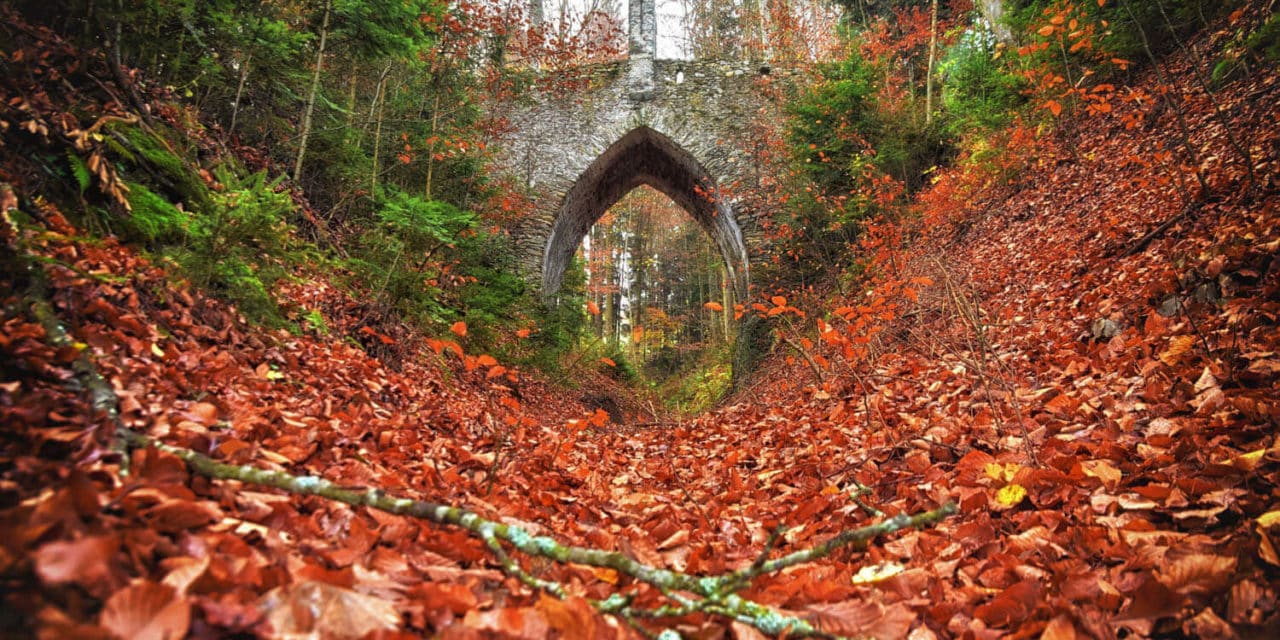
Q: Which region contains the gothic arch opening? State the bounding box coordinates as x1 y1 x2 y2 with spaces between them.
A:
541 126 748 300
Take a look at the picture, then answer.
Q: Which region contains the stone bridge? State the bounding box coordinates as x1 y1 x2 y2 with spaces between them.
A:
490 0 796 301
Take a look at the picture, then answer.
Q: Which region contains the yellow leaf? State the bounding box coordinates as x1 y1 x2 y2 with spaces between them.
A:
1257 511 1280 528
995 483 1028 507
984 462 1022 483
1235 448 1269 471
850 561 905 585
150 343 165 357
1160 335 1196 365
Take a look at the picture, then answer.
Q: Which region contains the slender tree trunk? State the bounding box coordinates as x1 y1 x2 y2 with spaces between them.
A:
925 0 939 125
294 0 332 183
424 91 441 199
226 53 252 143
720 264 731 343
369 63 393 193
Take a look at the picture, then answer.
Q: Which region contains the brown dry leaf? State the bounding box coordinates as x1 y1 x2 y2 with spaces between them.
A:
99 581 190 640
460 606 550 638
804 599 915 639
534 594 601 640
144 499 219 533
1080 459 1122 490
33 535 118 590
258 580 400 639
731 620 770 640
1156 554 1237 597
1041 614 1078 639
1256 527 1280 566
161 555 210 596
1181 606 1236 639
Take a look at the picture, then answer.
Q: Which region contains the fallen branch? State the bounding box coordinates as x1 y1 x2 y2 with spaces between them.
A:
21 246 957 638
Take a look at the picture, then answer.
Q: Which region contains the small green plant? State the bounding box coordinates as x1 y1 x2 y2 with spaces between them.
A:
65 151 91 194
302 309 329 335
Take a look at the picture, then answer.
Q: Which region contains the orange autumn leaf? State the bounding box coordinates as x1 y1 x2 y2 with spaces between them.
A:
586 301 600 316
450 321 468 337
599 357 616 367
515 328 531 338
100 581 191 640
770 295 787 307
704 301 724 312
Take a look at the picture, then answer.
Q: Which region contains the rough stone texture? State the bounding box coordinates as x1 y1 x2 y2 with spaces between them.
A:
492 56 797 300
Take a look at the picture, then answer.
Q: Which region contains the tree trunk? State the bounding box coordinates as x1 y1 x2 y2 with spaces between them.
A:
925 0 938 125
370 63 393 193
424 91 441 199
226 53 252 143
293 0 332 183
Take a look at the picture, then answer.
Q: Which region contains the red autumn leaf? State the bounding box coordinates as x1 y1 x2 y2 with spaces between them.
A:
535 594 598 640
143 498 219 533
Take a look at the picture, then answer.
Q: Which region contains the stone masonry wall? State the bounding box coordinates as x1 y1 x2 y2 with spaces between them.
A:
490 55 797 299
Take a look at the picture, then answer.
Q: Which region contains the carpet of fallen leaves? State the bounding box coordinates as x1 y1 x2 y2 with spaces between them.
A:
3 9 1280 640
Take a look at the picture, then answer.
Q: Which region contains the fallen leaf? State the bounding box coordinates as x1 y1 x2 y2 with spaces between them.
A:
259 580 400 639
100 581 190 640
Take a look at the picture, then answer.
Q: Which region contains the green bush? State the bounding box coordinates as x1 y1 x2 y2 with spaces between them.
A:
787 54 881 195
941 24 1027 135
168 167 295 326
453 231 526 347
1244 12 1280 61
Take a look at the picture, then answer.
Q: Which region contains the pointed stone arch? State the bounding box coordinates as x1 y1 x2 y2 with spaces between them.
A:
541 126 748 300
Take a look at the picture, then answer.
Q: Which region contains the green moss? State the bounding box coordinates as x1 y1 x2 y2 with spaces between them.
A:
122 181 191 242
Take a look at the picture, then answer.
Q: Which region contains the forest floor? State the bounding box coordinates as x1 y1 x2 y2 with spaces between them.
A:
2 10 1280 640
